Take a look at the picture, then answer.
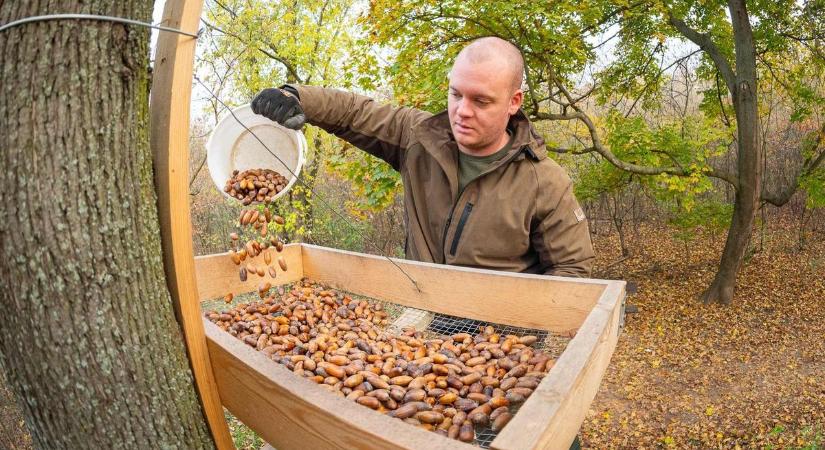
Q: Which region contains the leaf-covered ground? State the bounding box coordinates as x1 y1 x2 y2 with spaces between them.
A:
581 219 825 449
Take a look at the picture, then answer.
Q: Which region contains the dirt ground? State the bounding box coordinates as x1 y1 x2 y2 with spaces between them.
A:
0 374 31 450
581 219 825 449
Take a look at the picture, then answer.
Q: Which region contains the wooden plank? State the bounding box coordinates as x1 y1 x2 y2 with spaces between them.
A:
300 245 609 333
204 319 476 450
490 281 626 450
195 243 304 300
388 308 434 334
149 0 234 448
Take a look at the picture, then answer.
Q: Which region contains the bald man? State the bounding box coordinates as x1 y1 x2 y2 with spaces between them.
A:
251 37 594 277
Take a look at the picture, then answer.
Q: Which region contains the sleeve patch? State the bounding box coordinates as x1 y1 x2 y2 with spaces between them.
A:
574 207 586 223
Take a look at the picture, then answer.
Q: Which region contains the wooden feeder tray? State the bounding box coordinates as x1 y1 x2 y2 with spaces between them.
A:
196 245 625 450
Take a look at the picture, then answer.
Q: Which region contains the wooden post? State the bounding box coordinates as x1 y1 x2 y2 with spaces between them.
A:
150 1 235 448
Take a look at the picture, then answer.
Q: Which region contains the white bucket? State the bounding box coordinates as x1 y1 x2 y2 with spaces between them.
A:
206 104 306 203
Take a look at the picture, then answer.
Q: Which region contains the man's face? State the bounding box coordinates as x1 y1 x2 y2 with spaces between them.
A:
447 57 523 155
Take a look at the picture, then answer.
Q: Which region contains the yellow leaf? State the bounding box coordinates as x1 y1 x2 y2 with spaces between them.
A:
706 406 714 416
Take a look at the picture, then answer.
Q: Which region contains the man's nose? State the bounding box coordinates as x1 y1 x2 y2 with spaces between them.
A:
456 98 473 117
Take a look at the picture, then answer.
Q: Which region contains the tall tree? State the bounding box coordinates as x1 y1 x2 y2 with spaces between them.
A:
0 2 215 447
367 0 825 304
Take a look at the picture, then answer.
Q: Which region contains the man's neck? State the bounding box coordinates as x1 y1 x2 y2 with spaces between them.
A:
458 131 511 157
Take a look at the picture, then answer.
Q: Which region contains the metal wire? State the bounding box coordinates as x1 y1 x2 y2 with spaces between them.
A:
426 313 552 350
193 76 421 293
0 13 200 37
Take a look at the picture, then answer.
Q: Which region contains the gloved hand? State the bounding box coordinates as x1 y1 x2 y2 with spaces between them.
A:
250 88 306 130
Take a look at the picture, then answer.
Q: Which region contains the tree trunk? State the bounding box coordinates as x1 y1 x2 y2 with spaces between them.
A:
609 194 629 257
0 2 216 448
701 0 762 304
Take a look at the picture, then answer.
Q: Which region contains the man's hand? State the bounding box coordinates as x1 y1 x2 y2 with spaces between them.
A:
251 88 306 130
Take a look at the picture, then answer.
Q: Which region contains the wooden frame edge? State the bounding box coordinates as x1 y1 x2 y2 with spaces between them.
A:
150 0 234 448
301 244 613 286
300 244 610 333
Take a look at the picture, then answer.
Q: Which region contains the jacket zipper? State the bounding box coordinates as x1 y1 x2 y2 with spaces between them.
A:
449 202 474 256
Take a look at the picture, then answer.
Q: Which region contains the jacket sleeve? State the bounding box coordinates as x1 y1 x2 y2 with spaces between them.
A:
292 85 431 171
531 161 596 277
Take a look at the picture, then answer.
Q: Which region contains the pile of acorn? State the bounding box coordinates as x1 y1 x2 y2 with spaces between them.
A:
206 279 554 444
223 168 289 205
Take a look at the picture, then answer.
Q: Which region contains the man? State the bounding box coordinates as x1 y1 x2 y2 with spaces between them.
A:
251 36 594 277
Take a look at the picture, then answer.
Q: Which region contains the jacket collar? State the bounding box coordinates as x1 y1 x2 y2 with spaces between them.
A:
413 109 547 169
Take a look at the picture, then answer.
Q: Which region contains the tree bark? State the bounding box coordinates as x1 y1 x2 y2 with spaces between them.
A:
700 0 762 304
0 2 216 448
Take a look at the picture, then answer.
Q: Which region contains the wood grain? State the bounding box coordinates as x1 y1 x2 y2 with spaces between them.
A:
205 320 476 450
300 245 609 332
195 243 304 300
490 281 626 450
150 0 234 447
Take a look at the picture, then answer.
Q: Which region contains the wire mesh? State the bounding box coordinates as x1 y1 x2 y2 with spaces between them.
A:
475 426 499 448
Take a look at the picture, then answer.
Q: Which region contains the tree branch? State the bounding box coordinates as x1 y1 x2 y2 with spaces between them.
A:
667 11 737 95
190 152 208 188
200 19 303 83
801 121 825 173
261 43 303 83
708 166 738 186
535 65 697 177
760 122 825 206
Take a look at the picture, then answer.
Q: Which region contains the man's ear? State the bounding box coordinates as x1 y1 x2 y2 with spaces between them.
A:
509 89 523 115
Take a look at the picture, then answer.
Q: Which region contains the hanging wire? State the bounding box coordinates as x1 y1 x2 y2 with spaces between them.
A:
193 76 422 293
0 13 200 37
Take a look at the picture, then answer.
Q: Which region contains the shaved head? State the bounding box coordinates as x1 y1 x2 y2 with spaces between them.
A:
453 37 524 92
447 37 525 156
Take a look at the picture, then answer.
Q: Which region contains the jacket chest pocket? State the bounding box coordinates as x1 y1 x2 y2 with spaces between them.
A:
451 188 533 262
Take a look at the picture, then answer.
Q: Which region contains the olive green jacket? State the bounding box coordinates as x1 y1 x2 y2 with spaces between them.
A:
293 85 595 277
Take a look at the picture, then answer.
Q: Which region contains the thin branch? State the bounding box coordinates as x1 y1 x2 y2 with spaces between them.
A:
801 121 825 172
624 46 703 118
668 11 737 95
190 152 208 188
580 1 649 38
261 43 302 83
760 122 825 206
200 18 303 83
212 0 238 19
708 167 738 186
548 146 597 155
715 72 732 127
535 65 707 177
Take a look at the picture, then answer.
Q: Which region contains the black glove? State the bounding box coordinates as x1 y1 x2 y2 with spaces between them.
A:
250 87 306 130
